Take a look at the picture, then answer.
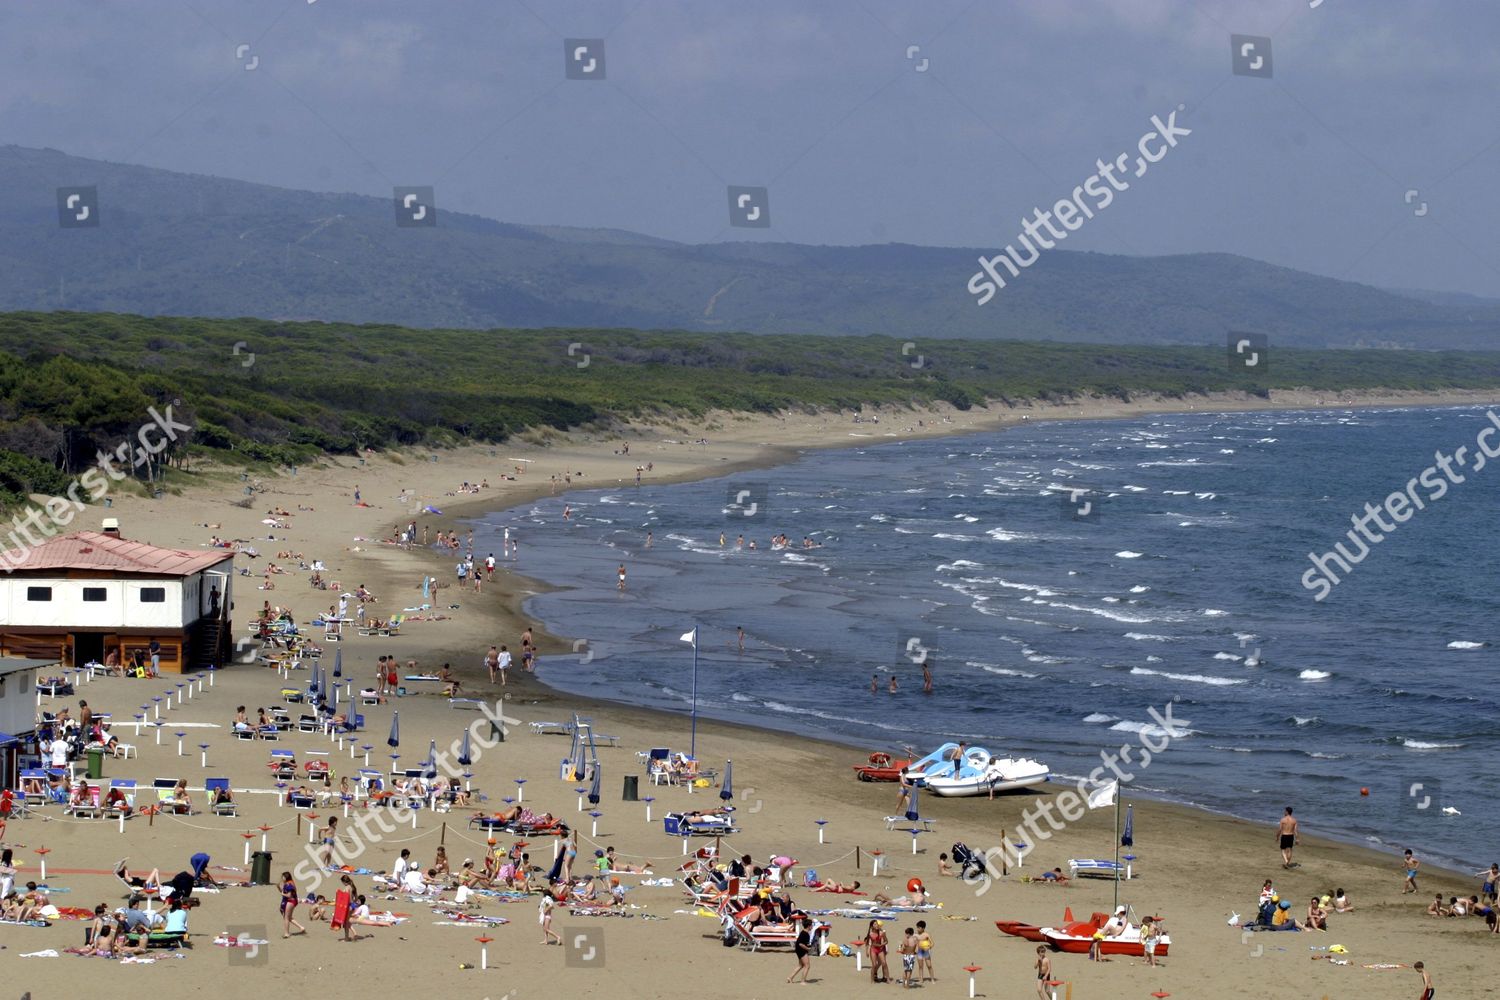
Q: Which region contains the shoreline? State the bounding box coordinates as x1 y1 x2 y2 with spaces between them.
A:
34 386 1498 999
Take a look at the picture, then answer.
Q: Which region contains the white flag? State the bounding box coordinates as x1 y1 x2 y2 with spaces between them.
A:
1086 780 1118 810
679 628 697 644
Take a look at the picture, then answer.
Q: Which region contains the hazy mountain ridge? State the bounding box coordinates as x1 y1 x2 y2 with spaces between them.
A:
4 144 1499 348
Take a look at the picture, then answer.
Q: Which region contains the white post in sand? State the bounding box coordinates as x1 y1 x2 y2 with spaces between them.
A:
871 850 883 878
118 813 125 834
816 819 827 844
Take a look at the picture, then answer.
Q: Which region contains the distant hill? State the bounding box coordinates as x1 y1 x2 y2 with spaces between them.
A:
4 144 1500 349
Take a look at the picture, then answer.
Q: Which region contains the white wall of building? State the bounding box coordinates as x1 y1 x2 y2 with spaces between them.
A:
0 577 192 629
0 667 39 736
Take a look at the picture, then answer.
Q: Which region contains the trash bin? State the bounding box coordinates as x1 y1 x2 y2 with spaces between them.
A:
622 774 639 801
490 718 505 743
251 850 273 885
86 747 104 780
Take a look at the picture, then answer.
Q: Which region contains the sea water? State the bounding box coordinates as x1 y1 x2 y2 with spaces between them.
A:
470 406 1498 869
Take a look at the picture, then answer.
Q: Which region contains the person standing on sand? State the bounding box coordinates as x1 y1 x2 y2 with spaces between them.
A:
280 871 306 938
786 915 814 984
375 656 387 698
1403 849 1421 894
1035 945 1052 999
498 645 512 685
540 888 561 945
486 646 499 683
1277 806 1299 868
915 920 935 982
1414 960 1434 1000
485 554 495 581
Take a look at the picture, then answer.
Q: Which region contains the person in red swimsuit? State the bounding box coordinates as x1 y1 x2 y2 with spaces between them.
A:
866 919 890 983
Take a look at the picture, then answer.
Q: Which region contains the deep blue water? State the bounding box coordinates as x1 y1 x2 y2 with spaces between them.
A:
468 407 1499 869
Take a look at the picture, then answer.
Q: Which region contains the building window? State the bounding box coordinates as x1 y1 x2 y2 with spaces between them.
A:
25 586 52 602
83 587 107 602
139 587 166 603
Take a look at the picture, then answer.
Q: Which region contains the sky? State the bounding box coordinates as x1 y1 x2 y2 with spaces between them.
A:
3 0 1499 297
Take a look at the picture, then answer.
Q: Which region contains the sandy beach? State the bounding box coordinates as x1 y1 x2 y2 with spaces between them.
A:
7 388 1497 999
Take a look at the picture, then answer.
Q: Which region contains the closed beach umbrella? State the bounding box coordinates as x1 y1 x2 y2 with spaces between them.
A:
344 684 357 729
1121 804 1134 847
566 728 581 777
587 763 601 806
425 738 438 778
308 659 320 695
332 647 342 679
387 711 400 748
720 760 734 802
458 725 472 767
905 780 920 823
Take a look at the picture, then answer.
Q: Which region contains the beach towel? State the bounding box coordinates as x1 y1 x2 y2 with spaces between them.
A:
20 949 59 958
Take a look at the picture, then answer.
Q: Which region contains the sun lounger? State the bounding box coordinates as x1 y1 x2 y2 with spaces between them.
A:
1069 858 1134 879
724 911 827 952
529 721 569 736
448 698 484 710
124 930 186 949
106 779 136 819
267 749 296 778
885 815 937 832
206 777 237 816
66 785 104 818
664 813 739 837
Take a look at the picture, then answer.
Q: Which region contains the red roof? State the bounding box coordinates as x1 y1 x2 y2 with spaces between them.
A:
1 531 233 576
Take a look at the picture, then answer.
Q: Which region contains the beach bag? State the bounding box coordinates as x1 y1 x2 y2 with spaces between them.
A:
803 869 818 887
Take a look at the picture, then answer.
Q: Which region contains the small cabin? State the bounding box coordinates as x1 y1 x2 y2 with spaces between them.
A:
0 529 234 674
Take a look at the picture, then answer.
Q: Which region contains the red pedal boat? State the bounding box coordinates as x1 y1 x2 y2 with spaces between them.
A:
1039 910 1171 957
851 751 911 782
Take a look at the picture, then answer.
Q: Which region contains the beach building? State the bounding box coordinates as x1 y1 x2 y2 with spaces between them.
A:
0 523 233 673
0 656 56 785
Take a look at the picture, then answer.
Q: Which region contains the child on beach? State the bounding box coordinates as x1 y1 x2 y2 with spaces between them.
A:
1035 946 1052 999
1141 916 1160 966
540 889 561 945
280 871 306 937
1480 863 1499 904
900 926 918 987
1333 887 1353 912
1403 849 1421 894
915 920 935 982
786 916 815 984
1414 961 1434 1000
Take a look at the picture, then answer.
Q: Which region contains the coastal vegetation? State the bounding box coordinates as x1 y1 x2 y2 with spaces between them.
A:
4 309 1500 508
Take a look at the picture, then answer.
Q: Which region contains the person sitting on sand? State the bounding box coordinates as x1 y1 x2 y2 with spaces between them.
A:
1427 894 1448 917
1333 888 1353 912
1271 899 1299 929
1306 896 1328 930
439 663 461 696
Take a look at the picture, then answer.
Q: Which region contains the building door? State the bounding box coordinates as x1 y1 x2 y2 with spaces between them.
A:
73 633 105 667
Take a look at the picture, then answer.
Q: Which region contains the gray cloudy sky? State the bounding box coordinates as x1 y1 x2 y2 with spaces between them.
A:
3 0 1498 296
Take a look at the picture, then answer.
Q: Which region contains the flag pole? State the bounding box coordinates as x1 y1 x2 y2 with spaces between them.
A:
689 624 699 761
1113 785 1122 912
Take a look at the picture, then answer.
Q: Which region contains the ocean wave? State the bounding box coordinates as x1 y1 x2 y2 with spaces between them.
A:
933 533 981 541
1212 652 1242 661
1446 640 1487 650
1083 712 1118 724
1115 551 1144 559
1042 600 1159 624
936 559 984 572
1110 719 1198 739
987 527 1043 542
1129 585 1150 593
1298 669 1332 681
1401 738 1465 750
1130 666 1246 686
1201 609 1229 617
1122 485 1148 492
1124 632 1173 641
967 661 1040 679
1290 716 1319 727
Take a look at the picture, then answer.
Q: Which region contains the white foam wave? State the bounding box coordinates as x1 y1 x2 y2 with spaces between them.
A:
1115 551 1144 559
1082 712 1118 724
1298 669 1331 681
1110 719 1197 739
1402 738 1464 750
1124 632 1173 642
1130 666 1246 687
1446 640 1487 650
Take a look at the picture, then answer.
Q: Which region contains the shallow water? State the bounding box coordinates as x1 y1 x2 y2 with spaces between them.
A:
468 406 1498 869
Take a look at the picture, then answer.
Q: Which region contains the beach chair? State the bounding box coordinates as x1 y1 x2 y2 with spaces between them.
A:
20 769 49 807
528 721 569 736
267 749 296 779
884 813 937 832
360 688 380 706
124 930 186 949
206 778 237 816
288 789 316 809
357 769 383 797
297 714 320 733
67 785 104 818
106 779 137 819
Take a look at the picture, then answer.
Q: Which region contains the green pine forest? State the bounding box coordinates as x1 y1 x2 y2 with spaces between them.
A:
2 310 1500 510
